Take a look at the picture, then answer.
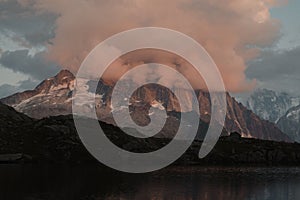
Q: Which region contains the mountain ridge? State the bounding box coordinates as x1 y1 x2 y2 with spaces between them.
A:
1 70 291 142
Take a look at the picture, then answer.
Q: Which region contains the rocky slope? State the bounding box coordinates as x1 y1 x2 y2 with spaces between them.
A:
0 103 33 154
1 70 291 142
0 102 299 165
277 105 300 142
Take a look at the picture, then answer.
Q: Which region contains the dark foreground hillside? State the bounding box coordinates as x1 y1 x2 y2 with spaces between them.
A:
1 102 300 166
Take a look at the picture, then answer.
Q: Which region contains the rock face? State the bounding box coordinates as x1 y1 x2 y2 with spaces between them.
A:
277 105 300 142
1 70 291 142
225 94 290 141
246 88 300 123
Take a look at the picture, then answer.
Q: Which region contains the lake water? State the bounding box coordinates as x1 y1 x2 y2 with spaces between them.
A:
1 165 300 200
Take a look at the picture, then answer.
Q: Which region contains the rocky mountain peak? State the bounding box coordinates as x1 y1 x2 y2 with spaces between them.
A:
0 70 75 107
35 69 75 93
55 69 75 82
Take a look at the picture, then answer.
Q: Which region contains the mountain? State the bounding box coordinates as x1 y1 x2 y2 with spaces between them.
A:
277 105 300 142
246 88 300 123
1 70 75 119
1 70 291 142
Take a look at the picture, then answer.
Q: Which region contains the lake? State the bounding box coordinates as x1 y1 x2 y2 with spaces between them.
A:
1 165 300 200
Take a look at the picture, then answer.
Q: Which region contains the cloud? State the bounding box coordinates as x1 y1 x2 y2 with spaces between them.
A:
101 49 209 90
0 0 57 47
20 0 283 92
0 49 60 80
246 46 300 95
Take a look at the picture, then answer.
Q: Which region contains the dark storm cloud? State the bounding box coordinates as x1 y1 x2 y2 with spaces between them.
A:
0 0 57 46
0 49 59 80
246 46 300 94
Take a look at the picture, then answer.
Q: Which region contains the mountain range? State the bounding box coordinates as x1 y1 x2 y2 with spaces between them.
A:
245 88 300 142
246 88 300 123
0 70 291 142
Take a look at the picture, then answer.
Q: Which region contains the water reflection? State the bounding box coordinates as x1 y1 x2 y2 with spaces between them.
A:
0 165 300 200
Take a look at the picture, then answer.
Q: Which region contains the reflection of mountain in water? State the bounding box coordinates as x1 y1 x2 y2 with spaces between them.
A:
1 165 300 200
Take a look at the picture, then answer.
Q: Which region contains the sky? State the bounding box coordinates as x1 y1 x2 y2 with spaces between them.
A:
0 0 299 99
270 0 300 49
244 0 300 97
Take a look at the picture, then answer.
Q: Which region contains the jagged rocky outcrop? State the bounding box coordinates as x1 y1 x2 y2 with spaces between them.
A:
1 70 291 142
277 105 300 142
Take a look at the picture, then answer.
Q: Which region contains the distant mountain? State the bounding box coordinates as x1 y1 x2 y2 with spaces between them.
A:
246 88 300 123
245 88 300 142
277 105 300 142
1 70 291 142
